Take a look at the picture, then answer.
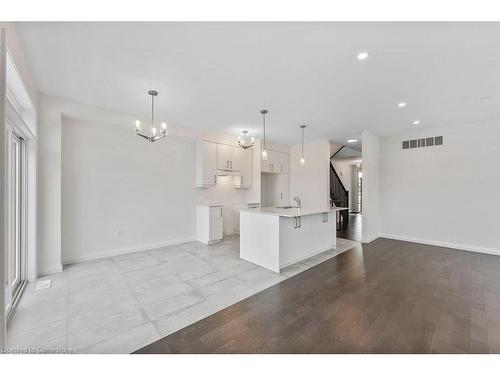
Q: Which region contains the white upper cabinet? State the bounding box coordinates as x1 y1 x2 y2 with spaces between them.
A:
196 141 217 187
261 150 289 174
233 148 253 188
216 144 241 172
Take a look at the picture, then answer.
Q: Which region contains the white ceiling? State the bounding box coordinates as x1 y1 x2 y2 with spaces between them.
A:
16 22 500 148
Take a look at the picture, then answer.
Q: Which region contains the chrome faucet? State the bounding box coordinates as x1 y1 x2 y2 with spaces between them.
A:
293 195 301 208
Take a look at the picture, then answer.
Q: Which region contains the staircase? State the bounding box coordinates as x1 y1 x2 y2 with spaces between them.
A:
330 148 349 229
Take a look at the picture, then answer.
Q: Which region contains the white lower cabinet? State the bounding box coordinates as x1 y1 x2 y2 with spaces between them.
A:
196 205 223 244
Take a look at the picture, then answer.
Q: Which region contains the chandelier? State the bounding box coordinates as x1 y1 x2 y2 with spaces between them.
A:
134 90 168 142
237 130 255 149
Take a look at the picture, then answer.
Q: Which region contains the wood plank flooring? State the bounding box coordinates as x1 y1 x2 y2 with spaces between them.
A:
337 213 362 242
135 238 500 353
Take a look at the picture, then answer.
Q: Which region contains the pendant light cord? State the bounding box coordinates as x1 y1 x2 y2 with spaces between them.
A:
301 126 304 157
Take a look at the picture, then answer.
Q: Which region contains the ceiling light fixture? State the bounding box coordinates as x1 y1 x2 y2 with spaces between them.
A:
134 90 168 142
357 52 369 60
261 109 268 160
300 125 307 166
237 130 255 149
347 139 358 143
413 120 421 125
398 102 407 108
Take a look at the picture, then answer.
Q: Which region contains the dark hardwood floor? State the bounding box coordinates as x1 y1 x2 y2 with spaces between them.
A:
337 213 362 241
135 238 500 354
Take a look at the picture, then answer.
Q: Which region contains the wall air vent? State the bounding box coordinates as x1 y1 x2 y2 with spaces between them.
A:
402 136 443 150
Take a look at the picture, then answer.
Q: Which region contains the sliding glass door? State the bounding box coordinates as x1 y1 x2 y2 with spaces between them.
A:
6 130 26 315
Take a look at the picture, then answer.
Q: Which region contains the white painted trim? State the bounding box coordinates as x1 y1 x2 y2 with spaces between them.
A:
362 234 379 244
39 263 63 276
380 233 500 257
62 236 197 265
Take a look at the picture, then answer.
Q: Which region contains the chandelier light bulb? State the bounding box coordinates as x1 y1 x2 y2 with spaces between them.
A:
134 120 141 131
161 122 167 131
262 149 268 160
300 157 306 165
151 127 157 137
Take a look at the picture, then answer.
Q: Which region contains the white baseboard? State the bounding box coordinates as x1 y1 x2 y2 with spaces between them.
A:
39 263 63 277
62 237 197 265
362 234 379 244
379 233 500 257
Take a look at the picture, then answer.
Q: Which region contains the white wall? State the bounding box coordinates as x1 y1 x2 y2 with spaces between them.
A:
379 120 500 254
361 131 380 243
39 94 251 271
0 25 7 350
61 116 198 264
290 139 330 209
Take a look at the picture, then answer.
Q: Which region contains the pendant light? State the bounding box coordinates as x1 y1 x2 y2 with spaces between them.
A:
261 109 268 160
237 130 255 149
134 90 168 142
300 125 306 165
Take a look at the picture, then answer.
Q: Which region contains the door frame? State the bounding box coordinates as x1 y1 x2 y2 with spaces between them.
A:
5 122 28 320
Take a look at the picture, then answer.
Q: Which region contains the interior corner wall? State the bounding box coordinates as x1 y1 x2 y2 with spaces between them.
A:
290 139 330 209
361 131 380 243
379 120 500 254
39 94 251 270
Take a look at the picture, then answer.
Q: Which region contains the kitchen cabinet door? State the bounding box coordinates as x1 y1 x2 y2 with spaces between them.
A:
216 143 230 170
195 141 217 187
209 206 224 241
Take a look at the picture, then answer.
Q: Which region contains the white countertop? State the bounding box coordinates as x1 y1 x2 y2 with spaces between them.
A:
240 206 348 218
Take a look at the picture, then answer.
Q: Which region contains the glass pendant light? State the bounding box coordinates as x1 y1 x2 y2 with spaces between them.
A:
300 125 306 165
260 109 269 160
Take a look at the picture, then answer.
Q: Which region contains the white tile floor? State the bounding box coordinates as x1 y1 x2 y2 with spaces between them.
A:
7 236 359 353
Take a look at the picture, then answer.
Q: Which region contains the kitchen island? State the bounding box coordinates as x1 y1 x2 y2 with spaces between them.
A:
239 206 347 273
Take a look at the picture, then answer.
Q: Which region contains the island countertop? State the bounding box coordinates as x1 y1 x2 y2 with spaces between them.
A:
239 206 348 218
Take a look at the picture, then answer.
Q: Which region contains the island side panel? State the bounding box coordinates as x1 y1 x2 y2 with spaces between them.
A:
240 211 280 273
279 212 336 269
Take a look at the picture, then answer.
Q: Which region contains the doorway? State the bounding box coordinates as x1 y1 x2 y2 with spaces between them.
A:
5 130 27 318
330 146 362 241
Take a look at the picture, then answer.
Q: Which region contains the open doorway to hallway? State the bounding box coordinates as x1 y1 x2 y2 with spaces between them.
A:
330 145 362 241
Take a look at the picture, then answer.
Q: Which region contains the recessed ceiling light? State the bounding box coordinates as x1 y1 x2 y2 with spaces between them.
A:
347 139 358 143
357 52 369 60
398 102 407 108
413 120 420 125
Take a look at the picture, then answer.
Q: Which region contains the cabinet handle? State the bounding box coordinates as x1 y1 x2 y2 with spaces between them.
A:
226 160 229 169
294 217 298 229
280 192 283 200
325 213 328 222
230 160 232 169
298 216 302 228
220 207 223 217
214 175 217 184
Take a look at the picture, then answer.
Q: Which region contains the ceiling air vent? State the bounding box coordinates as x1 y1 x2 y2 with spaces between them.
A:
401 136 443 150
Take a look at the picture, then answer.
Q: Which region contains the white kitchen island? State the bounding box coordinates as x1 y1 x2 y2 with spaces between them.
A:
239 207 346 273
